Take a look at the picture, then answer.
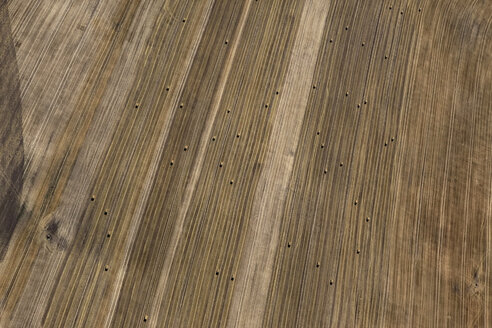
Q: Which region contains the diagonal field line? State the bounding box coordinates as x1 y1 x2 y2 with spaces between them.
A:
103 1 218 326
0 0 25 262
148 1 254 326
226 0 332 326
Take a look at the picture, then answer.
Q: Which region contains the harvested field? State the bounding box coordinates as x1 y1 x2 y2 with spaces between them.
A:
1 0 491 326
